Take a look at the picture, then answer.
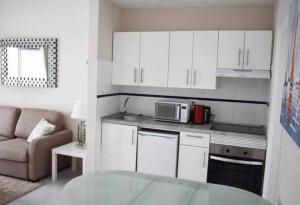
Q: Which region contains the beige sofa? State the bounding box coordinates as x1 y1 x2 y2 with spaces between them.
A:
0 106 72 181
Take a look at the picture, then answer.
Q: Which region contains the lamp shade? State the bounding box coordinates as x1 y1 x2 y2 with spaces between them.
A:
71 99 87 120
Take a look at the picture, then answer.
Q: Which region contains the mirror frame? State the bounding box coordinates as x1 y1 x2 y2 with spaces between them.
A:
0 38 58 87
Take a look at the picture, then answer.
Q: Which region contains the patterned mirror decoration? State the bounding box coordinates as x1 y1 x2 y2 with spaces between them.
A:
0 38 58 87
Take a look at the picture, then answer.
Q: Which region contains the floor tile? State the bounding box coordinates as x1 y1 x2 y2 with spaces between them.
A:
7 168 81 205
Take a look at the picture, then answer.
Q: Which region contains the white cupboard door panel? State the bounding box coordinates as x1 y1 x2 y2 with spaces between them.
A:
218 31 245 69
140 32 169 87
112 32 140 86
244 31 272 70
193 31 218 89
137 133 178 177
101 123 137 171
168 32 194 88
178 145 209 182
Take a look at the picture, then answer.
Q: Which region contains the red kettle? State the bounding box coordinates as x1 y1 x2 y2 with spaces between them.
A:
193 105 205 124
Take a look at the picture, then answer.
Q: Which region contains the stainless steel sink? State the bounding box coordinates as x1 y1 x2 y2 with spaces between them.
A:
115 113 145 122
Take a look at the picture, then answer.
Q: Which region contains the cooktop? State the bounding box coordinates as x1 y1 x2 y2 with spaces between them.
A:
210 122 266 135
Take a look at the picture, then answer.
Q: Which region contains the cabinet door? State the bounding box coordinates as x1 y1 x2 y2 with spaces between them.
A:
217 31 245 69
168 32 194 88
112 32 140 86
178 145 209 182
140 32 169 87
192 31 218 89
101 123 137 171
244 31 272 70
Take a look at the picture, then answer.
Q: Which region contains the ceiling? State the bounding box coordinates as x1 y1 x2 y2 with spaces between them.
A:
110 0 275 9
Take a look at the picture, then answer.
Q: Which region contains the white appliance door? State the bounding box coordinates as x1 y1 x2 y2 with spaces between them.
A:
137 131 179 177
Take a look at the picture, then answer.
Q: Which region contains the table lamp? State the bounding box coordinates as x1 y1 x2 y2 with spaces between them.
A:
71 99 87 149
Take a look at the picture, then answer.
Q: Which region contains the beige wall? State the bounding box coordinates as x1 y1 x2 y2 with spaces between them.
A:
120 5 274 31
99 0 121 61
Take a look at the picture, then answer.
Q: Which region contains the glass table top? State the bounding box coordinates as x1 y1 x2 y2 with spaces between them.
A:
63 171 272 205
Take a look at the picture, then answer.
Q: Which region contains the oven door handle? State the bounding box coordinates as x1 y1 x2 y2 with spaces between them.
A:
210 155 263 166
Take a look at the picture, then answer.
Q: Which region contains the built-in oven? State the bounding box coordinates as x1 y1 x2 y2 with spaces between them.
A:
207 143 266 195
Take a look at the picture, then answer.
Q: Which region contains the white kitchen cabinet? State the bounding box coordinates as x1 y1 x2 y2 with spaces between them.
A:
178 145 209 182
192 31 218 89
178 132 210 182
113 30 273 87
243 31 272 70
101 123 137 171
218 30 272 71
168 31 194 88
217 31 245 69
112 32 140 86
140 32 169 87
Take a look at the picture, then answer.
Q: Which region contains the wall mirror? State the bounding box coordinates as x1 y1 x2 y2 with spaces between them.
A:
0 38 58 87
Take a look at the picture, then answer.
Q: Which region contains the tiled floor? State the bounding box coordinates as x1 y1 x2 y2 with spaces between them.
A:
8 168 81 205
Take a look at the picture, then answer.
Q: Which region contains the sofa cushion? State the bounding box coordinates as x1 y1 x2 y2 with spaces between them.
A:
15 108 64 139
0 138 28 162
0 106 21 138
27 119 56 143
0 136 10 142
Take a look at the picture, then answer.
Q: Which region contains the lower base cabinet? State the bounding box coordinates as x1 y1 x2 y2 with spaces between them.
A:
101 123 210 182
101 123 137 171
178 132 210 182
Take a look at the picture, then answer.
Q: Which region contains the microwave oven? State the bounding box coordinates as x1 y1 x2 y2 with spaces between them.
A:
154 100 192 123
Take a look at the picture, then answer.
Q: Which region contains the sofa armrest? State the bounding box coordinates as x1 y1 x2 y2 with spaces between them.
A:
28 130 72 181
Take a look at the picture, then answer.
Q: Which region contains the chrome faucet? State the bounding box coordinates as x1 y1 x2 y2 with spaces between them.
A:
123 97 130 113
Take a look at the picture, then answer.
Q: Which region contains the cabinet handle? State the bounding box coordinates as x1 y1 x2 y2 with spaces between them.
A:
186 135 203 139
246 49 250 66
134 68 137 83
238 49 241 66
140 68 144 83
186 70 189 85
193 70 197 86
131 130 135 145
203 151 206 168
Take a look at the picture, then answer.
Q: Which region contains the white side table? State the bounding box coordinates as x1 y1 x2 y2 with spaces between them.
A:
52 142 87 181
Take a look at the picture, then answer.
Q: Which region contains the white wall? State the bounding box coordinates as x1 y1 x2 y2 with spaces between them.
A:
262 1 289 201
96 0 121 170
265 0 300 204
120 78 270 125
0 0 89 135
86 0 100 173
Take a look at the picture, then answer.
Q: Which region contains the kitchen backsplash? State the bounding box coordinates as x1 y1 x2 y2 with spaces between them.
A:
119 95 268 125
97 61 270 126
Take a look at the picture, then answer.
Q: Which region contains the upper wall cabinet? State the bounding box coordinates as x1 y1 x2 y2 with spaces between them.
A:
192 31 218 89
112 32 169 87
217 31 272 78
168 31 218 89
112 32 140 86
140 32 169 87
112 30 273 88
243 31 272 70
168 32 194 88
217 31 245 70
